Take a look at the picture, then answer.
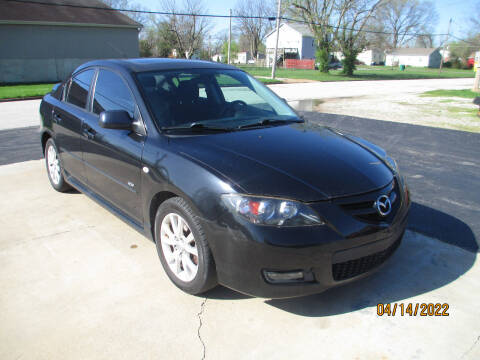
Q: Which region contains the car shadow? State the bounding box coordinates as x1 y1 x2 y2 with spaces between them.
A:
408 202 478 252
205 203 476 317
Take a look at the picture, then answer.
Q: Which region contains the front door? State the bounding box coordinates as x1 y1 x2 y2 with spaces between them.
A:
82 69 145 223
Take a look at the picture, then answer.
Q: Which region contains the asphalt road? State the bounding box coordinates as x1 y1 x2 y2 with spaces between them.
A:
1 116 478 252
0 126 42 165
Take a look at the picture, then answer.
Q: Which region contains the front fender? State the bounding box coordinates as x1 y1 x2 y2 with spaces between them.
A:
140 137 242 241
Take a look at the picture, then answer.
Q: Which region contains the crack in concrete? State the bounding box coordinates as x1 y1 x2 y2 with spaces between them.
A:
197 298 207 360
460 335 480 359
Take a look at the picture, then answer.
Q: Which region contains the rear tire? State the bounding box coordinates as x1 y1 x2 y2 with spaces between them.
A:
154 197 217 295
44 138 71 192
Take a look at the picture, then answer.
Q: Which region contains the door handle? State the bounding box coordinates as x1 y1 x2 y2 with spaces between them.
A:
53 113 62 123
83 125 96 140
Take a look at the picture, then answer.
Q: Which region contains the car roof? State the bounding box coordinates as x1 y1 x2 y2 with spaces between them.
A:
75 58 239 74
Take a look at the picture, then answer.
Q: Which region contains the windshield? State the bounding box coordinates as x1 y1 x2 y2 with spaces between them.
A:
135 68 299 130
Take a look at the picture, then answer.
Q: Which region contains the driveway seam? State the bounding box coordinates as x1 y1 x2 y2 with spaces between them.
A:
460 335 480 359
197 297 207 360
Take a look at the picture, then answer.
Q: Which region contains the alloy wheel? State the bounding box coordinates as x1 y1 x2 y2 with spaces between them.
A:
160 213 199 282
47 145 61 185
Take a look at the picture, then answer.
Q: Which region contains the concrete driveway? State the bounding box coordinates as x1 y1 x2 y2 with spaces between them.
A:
0 160 479 360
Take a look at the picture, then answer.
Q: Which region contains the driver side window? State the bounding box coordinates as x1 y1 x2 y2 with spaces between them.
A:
93 70 135 118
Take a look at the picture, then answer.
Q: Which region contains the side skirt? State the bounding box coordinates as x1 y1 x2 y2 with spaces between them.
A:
65 173 146 237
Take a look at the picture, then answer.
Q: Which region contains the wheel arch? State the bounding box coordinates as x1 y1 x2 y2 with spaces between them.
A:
148 191 178 242
40 130 53 155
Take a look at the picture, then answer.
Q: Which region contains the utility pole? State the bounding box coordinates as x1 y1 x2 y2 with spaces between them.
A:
228 9 232 64
271 0 282 79
439 18 452 73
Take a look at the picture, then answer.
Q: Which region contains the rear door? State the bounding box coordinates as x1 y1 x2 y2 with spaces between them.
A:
53 69 96 183
82 68 145 223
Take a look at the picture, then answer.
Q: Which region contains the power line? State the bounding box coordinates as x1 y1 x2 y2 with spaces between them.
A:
449 35 480 47
280 16 448 37
5 0 451 38
4 0 274 20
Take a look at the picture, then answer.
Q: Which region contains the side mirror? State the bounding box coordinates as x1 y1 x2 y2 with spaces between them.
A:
99 110 132 130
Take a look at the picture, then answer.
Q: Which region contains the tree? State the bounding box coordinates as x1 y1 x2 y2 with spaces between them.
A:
449 34 480 68
285 0 337 72
336 0 383 76
414 34 433 48
222 39 239 62
101 0 148 27
160 0 210 59
139 39 154 57
142 19 178 57
363 20 390 50
376 0 438 49
233 0 273 59
470 1 480 29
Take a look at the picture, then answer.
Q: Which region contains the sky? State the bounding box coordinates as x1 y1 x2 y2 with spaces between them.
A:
140 0 478 43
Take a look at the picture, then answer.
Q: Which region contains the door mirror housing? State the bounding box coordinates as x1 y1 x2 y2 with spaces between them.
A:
99 110 132 130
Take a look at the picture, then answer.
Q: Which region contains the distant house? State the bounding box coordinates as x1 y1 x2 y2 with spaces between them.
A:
357 48 385 65
440 48 451 62
385 48 442 68
264 23 316 67
0 0 141 84
211 54 225 62
170 49 179 58
234 51 252 65
334 48 385 65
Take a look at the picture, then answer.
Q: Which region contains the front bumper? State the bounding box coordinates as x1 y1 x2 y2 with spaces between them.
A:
203 179 410 298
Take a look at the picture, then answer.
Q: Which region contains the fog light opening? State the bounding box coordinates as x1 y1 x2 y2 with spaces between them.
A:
263 270 305 283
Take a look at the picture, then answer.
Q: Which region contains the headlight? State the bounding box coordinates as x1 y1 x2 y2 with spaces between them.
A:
222 194 324 226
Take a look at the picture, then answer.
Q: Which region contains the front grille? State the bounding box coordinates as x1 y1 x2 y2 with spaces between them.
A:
339 180 399 223
332 238 401 281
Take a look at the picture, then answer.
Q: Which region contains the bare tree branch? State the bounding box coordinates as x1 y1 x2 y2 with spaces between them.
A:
160 0 211 58
233 0 274 58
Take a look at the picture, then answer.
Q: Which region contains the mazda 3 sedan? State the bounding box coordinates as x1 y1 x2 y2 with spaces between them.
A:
39 59 410 298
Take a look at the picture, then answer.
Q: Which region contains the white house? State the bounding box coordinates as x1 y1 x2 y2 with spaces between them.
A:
334 48 385 65
211 54 225 62
264 23 316 67
385 48 442 68
234 51 252 64
357 48 385 65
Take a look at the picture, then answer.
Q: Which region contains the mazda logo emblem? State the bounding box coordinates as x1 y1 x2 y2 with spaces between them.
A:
375 195 392 217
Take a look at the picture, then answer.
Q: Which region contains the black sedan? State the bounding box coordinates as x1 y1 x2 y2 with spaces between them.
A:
39 59 410 298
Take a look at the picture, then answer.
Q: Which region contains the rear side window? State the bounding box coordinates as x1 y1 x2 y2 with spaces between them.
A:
93 70 135 118
65 69 95 109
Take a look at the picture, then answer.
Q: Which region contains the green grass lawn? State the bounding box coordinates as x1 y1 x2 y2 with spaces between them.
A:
257 78 284 84
0 83 55 100
421 89 479 99
239 65 475 82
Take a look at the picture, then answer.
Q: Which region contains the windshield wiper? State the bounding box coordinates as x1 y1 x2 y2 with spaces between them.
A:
161 122 234 132
237 118 304 130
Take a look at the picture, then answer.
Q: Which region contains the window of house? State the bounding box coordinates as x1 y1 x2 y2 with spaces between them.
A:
65 69 95 109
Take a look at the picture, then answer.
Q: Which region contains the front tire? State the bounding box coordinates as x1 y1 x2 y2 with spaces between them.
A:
154 197 217 295
44 138 71 192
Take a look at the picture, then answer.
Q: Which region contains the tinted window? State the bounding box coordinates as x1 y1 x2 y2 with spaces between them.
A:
93 70 135 118
136 69 297 128
66 69 95 109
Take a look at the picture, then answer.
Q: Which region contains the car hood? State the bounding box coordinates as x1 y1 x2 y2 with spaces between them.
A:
171 123 394 201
